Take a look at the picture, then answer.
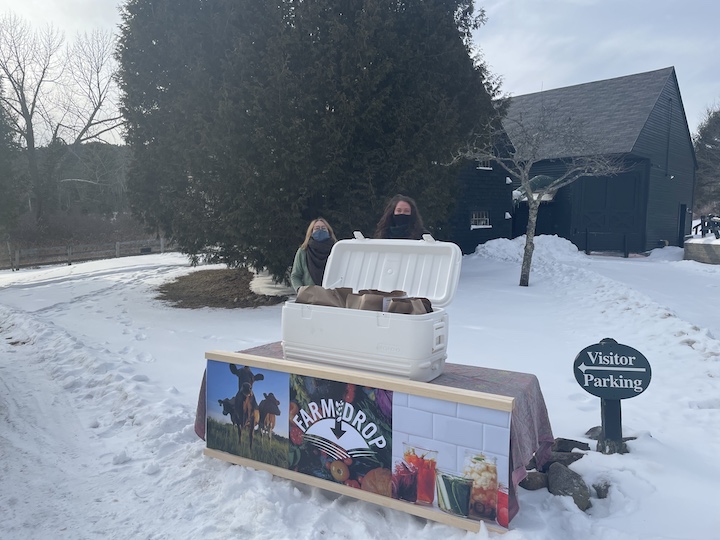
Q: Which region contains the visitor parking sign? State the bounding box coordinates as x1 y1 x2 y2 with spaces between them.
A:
573 339 652 399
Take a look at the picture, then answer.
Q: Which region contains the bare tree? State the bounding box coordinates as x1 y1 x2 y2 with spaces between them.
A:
461 101 626 287
61 29 123 145
0 11 64 220
693 103 720 216
0 11 122 221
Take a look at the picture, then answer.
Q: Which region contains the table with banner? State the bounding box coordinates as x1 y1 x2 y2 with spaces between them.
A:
194 342 553 533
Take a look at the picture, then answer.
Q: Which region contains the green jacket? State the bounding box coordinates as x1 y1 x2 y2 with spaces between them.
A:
290 247 314 292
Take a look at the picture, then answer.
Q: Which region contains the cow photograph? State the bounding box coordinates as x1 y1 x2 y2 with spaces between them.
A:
205 360 290 467
258 392 282 440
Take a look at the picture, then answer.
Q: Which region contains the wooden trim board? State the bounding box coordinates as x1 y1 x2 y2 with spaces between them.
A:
203 447 506 534
206 350 514 412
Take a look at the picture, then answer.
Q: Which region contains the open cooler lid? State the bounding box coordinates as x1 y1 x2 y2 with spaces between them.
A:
321 232 462 308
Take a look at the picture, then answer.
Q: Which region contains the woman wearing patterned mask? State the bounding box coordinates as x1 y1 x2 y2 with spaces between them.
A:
374 194 426 239
290 218 338 292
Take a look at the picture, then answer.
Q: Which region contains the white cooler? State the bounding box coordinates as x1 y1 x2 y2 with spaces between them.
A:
281 232 462 382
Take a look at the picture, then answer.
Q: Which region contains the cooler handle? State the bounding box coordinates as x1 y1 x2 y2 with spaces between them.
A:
432 321 446 352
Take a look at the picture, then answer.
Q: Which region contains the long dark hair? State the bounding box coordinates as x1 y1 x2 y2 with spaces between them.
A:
373 194 425 239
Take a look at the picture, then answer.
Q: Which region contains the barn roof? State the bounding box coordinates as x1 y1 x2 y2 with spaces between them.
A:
503 66 677 160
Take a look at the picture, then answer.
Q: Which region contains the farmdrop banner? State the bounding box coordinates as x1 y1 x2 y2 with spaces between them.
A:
204 351 513 533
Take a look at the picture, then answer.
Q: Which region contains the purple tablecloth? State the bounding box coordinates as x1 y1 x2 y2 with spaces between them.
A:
194 342 554 524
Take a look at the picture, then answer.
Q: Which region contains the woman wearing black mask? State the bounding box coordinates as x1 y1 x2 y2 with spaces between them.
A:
374 194 426 239
290 218 338 291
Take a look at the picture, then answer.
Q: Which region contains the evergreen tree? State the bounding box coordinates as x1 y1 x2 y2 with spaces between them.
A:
693 106 720 215
117 0 498 280
118 0 216 237
0 90 20 235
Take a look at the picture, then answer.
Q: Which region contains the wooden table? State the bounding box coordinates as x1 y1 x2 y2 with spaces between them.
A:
195 342 554 531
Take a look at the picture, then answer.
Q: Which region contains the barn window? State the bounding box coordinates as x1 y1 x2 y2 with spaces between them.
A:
470 210 491 229
476 159 492 170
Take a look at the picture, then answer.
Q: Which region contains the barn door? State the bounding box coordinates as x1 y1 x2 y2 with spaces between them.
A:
677 204 688 247
576 173 642 252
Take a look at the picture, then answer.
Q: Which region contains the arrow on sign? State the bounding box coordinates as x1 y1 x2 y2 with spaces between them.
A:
578 363 647 373
331 418 346 439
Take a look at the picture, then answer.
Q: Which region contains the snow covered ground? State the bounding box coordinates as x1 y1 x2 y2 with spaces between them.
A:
1 235 719 540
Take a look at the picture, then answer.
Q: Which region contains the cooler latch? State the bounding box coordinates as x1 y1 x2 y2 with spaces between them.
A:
432 321 445 352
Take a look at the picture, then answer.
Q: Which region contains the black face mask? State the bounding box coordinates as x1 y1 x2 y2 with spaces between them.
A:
388 213 415 239
391 213 413 227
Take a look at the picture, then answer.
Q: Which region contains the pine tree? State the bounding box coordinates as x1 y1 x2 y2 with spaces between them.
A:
117 0 498 280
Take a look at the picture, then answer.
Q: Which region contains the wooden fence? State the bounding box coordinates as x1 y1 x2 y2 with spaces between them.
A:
1 238 176 271
692 215 720 239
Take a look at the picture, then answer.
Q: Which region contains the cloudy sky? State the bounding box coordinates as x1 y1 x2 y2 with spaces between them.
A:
2 0 718 134
476 0 720 133
0 0 120 38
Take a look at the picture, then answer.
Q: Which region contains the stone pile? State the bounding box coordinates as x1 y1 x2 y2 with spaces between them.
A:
519 428 636 512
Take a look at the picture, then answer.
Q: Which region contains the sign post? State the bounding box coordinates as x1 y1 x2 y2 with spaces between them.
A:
573 338 651 454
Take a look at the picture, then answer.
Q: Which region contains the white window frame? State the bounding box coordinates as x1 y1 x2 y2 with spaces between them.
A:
470 210 491 230
476 159 493 171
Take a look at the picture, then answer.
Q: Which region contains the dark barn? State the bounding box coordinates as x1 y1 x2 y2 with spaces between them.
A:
451 67 697 255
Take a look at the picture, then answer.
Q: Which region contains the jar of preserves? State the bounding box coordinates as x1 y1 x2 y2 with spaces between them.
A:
462 452 498 520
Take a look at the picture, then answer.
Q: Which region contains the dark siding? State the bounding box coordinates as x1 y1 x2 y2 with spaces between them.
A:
566 168 647 252
511 200 565 238
510 160 647 252
510 161 568 239
632 74 696 249
450 162 513 254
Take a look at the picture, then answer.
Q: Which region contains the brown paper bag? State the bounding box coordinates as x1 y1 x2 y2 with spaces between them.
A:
357 289 407 298
386 297 433 314
345 293 385 311
296 286 352 308
346 289 408 312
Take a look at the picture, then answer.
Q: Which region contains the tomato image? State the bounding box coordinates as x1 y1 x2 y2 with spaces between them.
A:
289 425 304 445
343 384 356 403
496 489 509 528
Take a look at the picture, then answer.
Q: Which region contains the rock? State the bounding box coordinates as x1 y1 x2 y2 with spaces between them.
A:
593 481 611 499
538 451 585 472
519 471 548 491
547 462 592 511
596 438 629 455
552 438 591 452
587 427 640 445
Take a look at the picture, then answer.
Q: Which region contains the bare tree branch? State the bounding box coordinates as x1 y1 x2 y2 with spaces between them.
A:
693 104 720 215
62 29 123 144
0 12 65 219
457 100 627 286
0 12 123 221
0 13 64 142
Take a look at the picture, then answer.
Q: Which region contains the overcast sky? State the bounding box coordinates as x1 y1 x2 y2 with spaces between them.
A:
2 0 718 134
476 0 720 134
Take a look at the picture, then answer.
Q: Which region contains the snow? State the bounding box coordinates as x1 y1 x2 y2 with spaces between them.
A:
2 234 719 540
